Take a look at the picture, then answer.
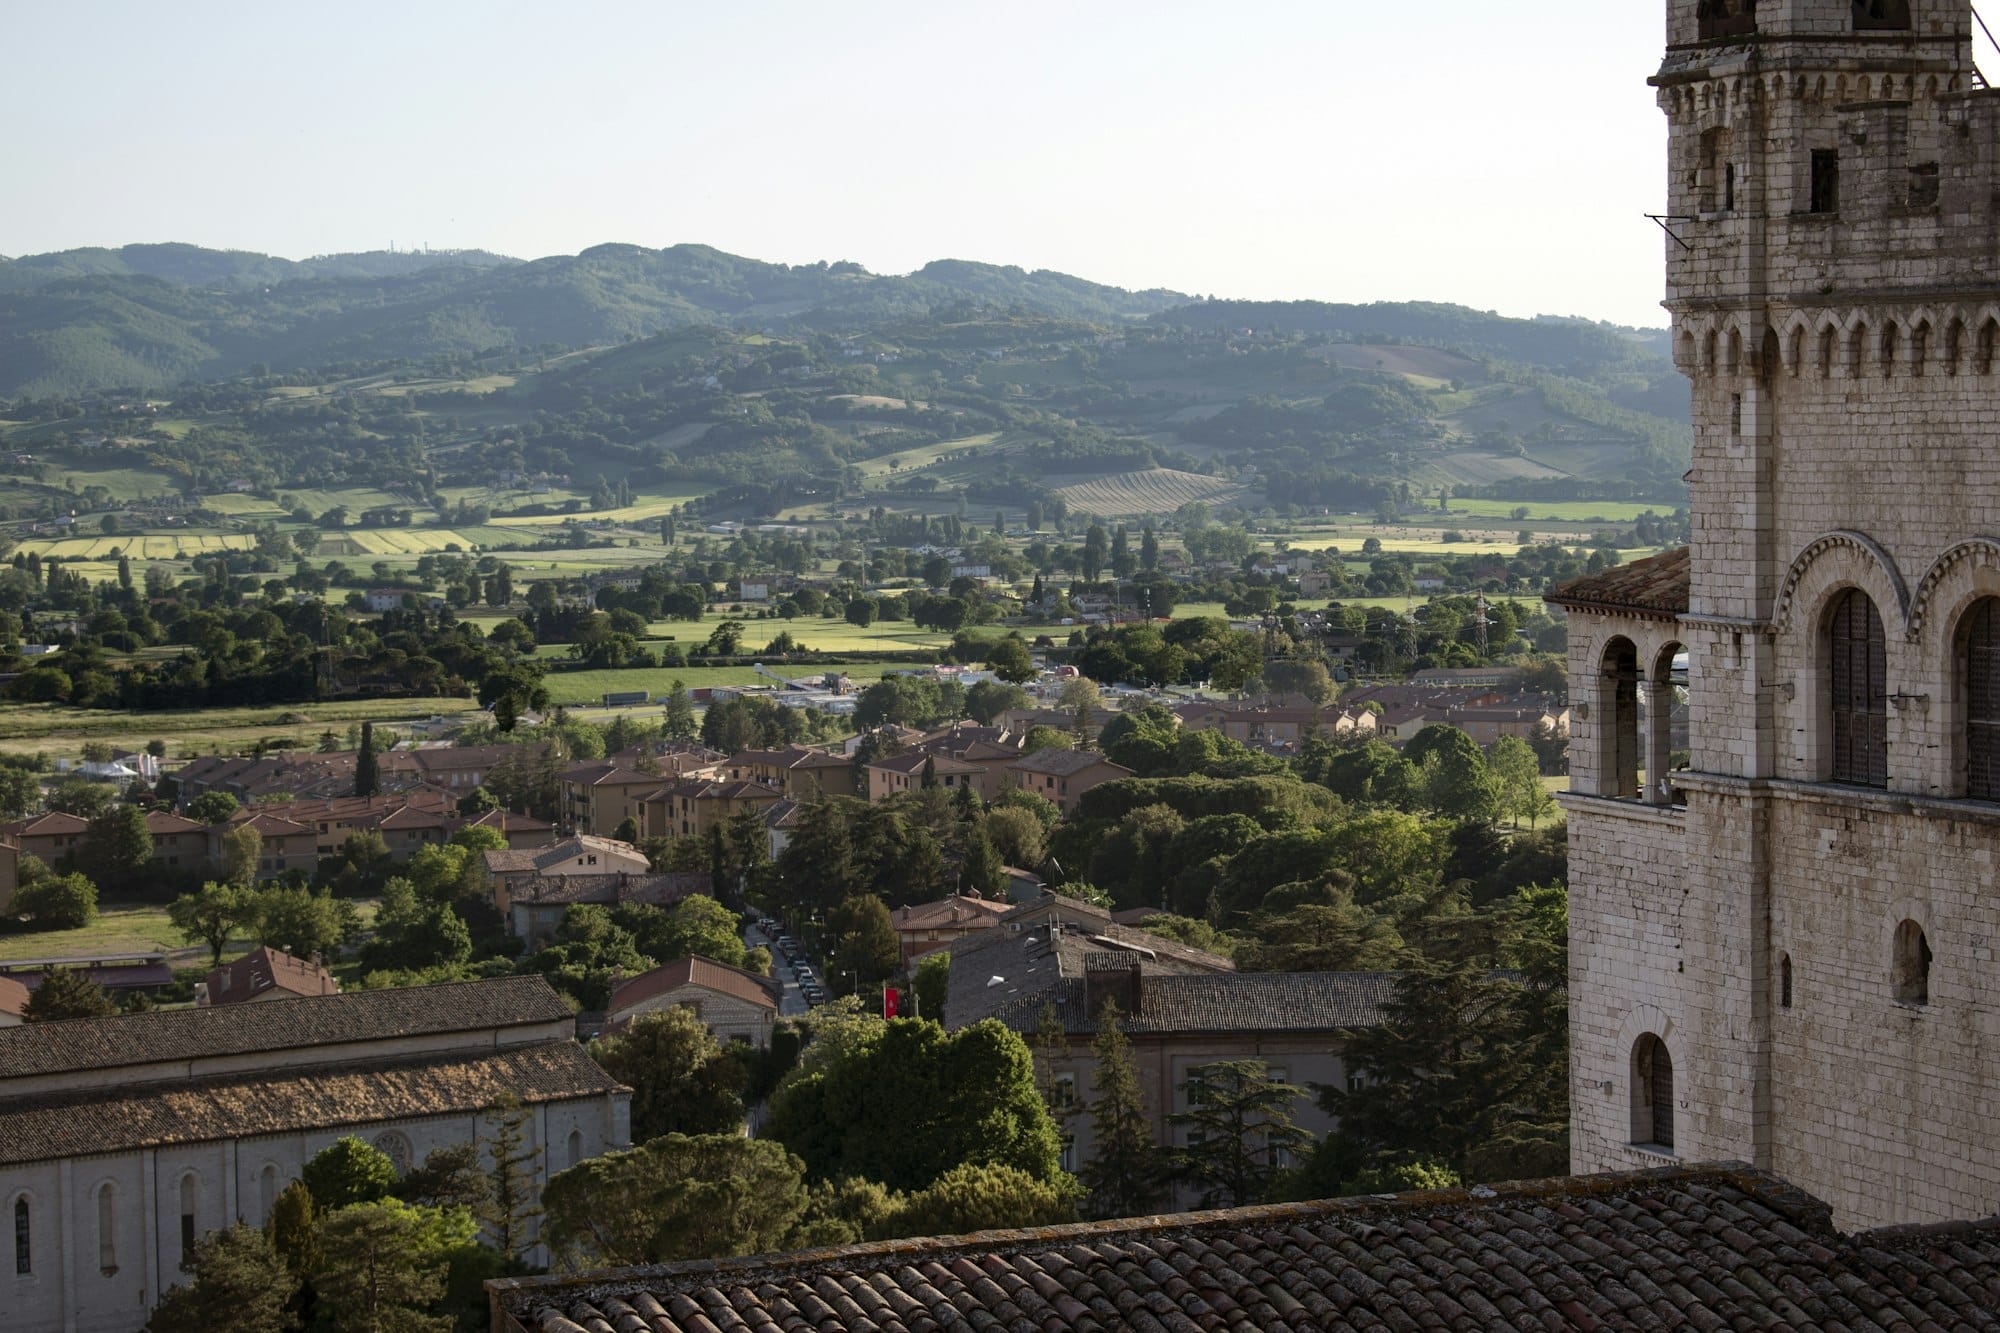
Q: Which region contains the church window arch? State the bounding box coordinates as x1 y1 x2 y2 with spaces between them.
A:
1980 318 1998 374
1910 322 1929 376
1827 589 1888 786
178 1173 198 1270
1631 1034 1675 1151
372 1132 412 1176
1893 919 1931 1004
1961 598 2000 799
567 1128 584 1169
259 1165 279 1222
1880 323 1899 376
1944 318 1965 375
13 1196 28 1275
97 1182 117 1276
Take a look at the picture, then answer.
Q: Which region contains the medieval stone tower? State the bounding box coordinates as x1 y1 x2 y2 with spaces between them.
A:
1551 0 2000 1228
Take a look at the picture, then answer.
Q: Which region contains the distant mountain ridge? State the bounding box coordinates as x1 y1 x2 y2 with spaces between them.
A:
0 242 1193 397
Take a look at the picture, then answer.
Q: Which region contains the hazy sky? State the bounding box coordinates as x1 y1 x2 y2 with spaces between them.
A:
5 2 1672 325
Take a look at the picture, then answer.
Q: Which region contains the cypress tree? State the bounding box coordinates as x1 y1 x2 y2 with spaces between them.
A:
353 721 377 797
1080 1000 1169 1219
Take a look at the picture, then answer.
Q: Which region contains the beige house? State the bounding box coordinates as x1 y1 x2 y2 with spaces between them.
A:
603 955 782 1047
636 778 784 842
1003 748 1133 814
485 835 650 899
864 751 994 804
560 763 682 835
716 746 858 799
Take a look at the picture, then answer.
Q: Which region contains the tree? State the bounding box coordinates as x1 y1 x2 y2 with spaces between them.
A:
302 1136 398 1211
984 636 1036 685
478 1093 542 1264
354 721 378 798
965 679 1029 726
0 767 40 817
590 1007 746 1143
187 790 241 824
1056 675 1102 715
1488 736 1549 829
145 1223 298 1333
255 884 351 960
1082 524 1108 582
880 1162 1077 1238
13 871 97 931
914 950 950 1020
266 1180 321 1281
394 1143 490 1214
767 1017 1063 1193
1078 1000 1170 1218
661 679 697 742
1258 659 1335 706
311 1202 455 1333
1169 1060 1310 1208
828 893 900 984
221 824 263 887
80 804 154 889
542 1133 807 1268
959 823 1006 898
983 805 1047 871
170 881 257 967
1140 523 1160 572
45 777 111 818
23 965 116 1020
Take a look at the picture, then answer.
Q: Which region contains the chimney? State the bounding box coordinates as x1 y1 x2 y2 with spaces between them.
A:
1083 952 1141 1017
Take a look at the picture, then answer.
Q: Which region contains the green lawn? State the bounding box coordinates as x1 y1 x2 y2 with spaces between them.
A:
539 663 902 707
0 900 381 965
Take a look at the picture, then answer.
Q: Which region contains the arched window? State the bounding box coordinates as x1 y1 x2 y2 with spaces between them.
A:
1894 919 1931 1005
1964 600 2000 799
1699 0 1757 39
1599 638 1641 798
97 1183 117 1276
1779 953 1793 1009
1828 589 1888 786
178 1173 197 1270
12 1197 27 1275
1631 1034 1675 1152
567 1128 583 1170
1854 0 1911 31
259 1165 279 1222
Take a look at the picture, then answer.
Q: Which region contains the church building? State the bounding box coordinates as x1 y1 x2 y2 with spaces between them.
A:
1 976 629 1333
1551 0 2000 1229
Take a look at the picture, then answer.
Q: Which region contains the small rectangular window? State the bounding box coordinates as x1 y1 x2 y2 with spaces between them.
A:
1810 151 1841 214
1724 162 1737 212
1908 162 1940 209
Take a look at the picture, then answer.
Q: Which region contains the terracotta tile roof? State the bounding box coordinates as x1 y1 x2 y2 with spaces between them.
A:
1 812 89 838
234 810 314 837
485 835 647 875
0 976 571 1078
1546 545 1691 619
991 970 1399 1036
505 872 710 909
865 751 986 776
492 1165 2000 1333
889 895 1012 934
1008 748 1131 778
0 1041 618 1166
606 955 781 1016
201 946 338 1005
143 810 205 835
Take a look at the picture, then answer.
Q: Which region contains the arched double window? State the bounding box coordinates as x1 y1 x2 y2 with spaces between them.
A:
1631 1034 1675 1152
1828 589 1888 786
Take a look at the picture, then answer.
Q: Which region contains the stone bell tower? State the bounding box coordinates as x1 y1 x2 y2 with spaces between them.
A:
1553 0 2000 1229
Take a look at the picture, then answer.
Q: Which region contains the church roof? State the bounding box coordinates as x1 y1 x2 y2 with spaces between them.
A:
0 1041 618 1166
0 976 570 1077
487 1165 2000 1333
1545 545 1690 620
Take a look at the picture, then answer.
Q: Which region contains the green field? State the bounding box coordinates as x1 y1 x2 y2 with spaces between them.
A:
0 698 481 759
0 900 381 965
17 533 258 561
538 663 906 707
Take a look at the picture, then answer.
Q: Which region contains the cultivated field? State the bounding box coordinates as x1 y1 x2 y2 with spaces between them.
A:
0 698 482 760
1053 469 1255 519
16 534 258 561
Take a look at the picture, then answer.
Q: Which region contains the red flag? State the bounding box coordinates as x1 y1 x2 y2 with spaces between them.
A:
883 987 900 1018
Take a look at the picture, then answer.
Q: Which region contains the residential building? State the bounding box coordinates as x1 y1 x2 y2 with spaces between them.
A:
1 978 628 1333
862 751 993 803
499 871 710 948
559 762 682 835
714 746 857 799
207 810 315 880
142 811 206 871
197 946 338 1006
636 779 783 842
602 955 782 1047
1002 748 1134 814
888 894 1012 965
484 835 650 902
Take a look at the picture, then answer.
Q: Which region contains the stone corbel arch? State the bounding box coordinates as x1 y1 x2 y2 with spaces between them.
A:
1773 531 1910 637
1907 539 2000 642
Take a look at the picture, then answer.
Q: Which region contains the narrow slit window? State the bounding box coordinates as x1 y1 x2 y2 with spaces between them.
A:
1811 150 1841 214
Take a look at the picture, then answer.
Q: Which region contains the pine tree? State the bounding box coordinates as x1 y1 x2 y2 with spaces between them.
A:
662 679 696 742
1080 1000 1169 1219
146 1224 298 1333
920 754 938 789
24 966 116 1021
1169 1060 1310 1208
478 1093 543 1263
1141 523 1160 572
354 721 378 798
960 824 1005 898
